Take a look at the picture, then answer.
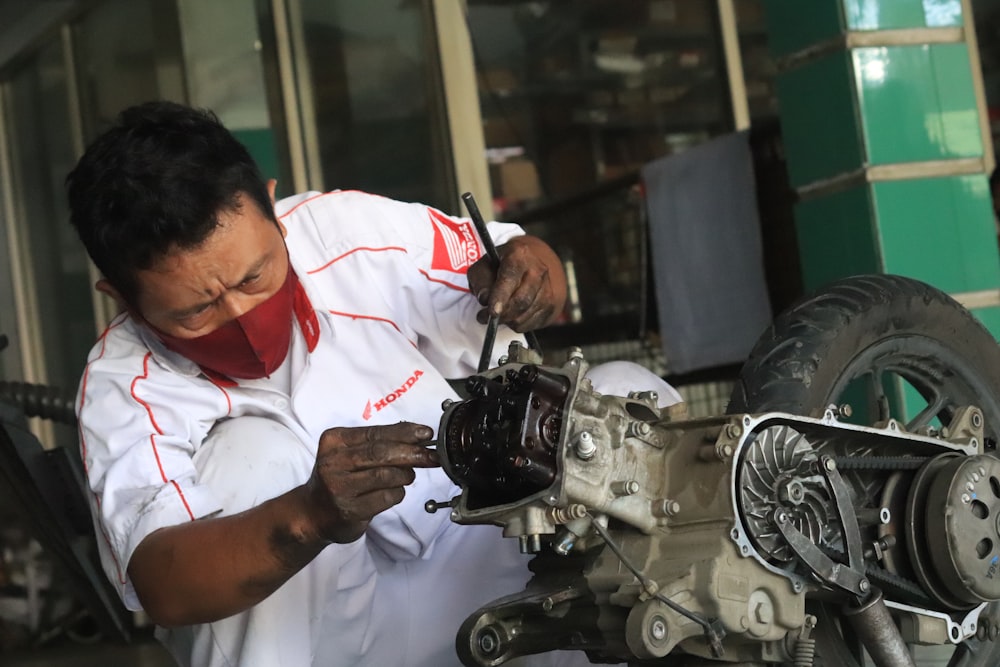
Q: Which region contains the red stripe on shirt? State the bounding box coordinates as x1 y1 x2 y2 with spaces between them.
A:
129 353 195 519
418 269 471 293
170 480 196 521
78 316 130 584
307 246 407 275
130 353 165 436
277 189 388 220
277 191 330 219
328 309 403 334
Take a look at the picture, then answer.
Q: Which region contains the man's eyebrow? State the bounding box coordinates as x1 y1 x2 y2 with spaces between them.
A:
167 255 271 319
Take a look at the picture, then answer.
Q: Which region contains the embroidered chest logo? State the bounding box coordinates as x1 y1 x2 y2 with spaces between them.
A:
429 208 482 273
363 369 425 420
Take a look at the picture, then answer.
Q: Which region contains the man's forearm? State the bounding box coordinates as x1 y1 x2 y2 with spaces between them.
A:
128 484 327 627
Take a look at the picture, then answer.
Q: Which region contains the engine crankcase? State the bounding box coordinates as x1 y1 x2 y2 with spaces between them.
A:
436 344 992 666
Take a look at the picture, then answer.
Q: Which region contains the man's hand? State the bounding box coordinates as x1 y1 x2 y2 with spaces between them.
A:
303 422 439 544
129 422 439 627
467 235 568 332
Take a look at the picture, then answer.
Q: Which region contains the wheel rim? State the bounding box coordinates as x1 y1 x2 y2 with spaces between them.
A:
807 334 1000 666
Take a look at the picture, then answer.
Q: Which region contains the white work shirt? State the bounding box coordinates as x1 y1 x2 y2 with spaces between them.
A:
77 190 575 666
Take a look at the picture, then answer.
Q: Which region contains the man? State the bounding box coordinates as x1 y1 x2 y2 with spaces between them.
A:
67 99 581 666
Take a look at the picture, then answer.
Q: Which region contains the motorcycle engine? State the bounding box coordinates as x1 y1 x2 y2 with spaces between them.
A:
432 342 1000 666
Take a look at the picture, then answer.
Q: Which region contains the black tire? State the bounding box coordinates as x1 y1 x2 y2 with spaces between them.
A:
728 274 1000 667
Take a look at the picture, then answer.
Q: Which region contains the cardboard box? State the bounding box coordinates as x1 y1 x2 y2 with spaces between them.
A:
648 0 712 30
494 158 543 202
477 68 519 94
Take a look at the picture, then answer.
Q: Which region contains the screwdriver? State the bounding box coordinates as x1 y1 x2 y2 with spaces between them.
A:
460 192 541 372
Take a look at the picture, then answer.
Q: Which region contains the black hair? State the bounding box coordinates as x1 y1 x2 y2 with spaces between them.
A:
66 100 274 305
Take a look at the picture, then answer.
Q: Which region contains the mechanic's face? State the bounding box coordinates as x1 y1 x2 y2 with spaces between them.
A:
122 192 288 339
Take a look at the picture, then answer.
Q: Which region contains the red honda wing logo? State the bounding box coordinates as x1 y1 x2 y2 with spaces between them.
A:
429 208 482 273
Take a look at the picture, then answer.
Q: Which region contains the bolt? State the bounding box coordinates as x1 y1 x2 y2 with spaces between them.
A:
776 511 788 524
629 422 652 437
441 398 454 410
542 597 554 612
726 423 743 439
859 579 870 593
497 355 508 365
477 628 501 655
962 493 972 504
568 347 584 360
824 458 837 472
649 617 667 641
611 480 640 496
839 403 853 418
653 499 681 517
719 443 734 459
974 411 984 428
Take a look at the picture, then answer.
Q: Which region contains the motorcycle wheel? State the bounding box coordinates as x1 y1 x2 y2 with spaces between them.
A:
727 274 1000 667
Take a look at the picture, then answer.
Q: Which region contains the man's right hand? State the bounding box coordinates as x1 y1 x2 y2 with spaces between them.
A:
130 421 439 627
303 422 440 544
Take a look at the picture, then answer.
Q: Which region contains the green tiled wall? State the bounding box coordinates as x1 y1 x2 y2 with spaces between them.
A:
795 186 882 290
844 0 963 30
856 45 982 164
765 0 1000 341
776 51 862 188
874 176 1000 293
763 0 964 58
764 0 845 58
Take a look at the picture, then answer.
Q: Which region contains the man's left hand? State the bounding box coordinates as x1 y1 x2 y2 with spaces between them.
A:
467 235 568 332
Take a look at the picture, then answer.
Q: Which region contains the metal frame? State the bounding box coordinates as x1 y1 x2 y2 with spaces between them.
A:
432 0 491 213
718 0 750 132
269 0 321 194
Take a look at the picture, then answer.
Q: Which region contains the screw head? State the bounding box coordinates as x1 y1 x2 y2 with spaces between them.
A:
477 628 501 655
649 617 667 641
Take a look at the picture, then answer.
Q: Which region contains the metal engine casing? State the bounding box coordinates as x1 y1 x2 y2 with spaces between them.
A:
436 343 982 665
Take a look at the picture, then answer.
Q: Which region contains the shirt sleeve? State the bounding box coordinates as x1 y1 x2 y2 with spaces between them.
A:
77 324 224 610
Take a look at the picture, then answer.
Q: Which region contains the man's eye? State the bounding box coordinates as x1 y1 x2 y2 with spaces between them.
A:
240 274 261 287
179 304 211 321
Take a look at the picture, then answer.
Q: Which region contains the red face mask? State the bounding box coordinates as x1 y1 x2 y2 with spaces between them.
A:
152 267 298 380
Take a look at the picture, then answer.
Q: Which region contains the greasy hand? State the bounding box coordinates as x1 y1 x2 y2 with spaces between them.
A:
304 422 439 544
467 235 568 332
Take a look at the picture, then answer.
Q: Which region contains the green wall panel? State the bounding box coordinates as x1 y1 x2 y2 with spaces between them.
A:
795 186 882 290
776 51 863 188
844 0 963 30
873 175 1000 293
231 127 281 191
854 44 981 165
763 0 845 58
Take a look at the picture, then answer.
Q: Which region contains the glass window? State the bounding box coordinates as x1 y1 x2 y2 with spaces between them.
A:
73 0 186 141
469 0 731 214
291 0 455 210
177 0 285 191
467 0 733 353
2 40 93 446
